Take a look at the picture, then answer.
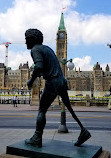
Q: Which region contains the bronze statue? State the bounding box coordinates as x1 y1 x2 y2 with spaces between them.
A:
25 29 91 147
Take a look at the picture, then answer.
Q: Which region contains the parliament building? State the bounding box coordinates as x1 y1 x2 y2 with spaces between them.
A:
0 13 111 93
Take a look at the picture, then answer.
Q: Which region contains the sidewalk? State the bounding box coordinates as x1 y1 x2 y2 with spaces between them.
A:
0 129 111 157
0 104 111 112
0 104 111 157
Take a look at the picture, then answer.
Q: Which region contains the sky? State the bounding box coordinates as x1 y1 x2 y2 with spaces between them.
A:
0 0 111 71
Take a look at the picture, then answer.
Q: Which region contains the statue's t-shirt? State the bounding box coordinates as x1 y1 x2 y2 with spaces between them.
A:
31 44 63 80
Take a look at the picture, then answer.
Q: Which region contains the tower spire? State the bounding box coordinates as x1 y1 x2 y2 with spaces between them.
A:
59 12 66 31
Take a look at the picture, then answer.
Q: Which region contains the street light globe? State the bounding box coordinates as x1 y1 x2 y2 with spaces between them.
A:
68 61 74 70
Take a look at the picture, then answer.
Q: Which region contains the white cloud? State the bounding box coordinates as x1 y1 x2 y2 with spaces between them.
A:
73 56 111 71
0 0 74 44
0 45 5 63
66 13 111 45
0 45 34 69
73 56 93 71
0 0 111 46
0 0 111 69
8 50 33 69
81 15 111 44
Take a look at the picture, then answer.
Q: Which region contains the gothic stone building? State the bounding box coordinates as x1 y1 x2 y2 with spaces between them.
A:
0 61 111 92
0 62 45 94
56 12 111 92
67 62 111 91
0 13 111 93
0 62 30 90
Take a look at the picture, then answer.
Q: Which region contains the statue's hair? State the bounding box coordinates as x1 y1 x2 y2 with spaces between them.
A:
25 29 43 44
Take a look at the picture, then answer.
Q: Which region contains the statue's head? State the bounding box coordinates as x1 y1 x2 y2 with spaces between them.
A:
25 29 43 49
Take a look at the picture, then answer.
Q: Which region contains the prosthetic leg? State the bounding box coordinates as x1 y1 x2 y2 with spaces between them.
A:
60 89 91 147
74 128 91 146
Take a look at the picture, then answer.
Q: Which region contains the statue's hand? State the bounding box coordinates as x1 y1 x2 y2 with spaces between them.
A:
27 79 33 90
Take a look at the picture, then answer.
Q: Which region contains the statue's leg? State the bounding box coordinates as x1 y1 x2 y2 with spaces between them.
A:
36 90 57 131
59 90 91 146
25 90 57 147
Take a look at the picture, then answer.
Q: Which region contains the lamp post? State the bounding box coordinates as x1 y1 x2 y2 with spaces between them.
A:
58 58 74 133
38 77 41 104
21 86 23 104
109 87 111 96
107 43 111 48
0 89 1 104
29 90 31 104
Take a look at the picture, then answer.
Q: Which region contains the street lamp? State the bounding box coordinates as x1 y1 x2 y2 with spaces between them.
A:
29 90 31 104
58 58 74 133
107 43 111 48
38 77 41 104
21 86 23 104
109 87 111 96
0 89 1 104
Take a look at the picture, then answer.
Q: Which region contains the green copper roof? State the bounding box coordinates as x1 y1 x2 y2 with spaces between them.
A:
59 13 65 31
94 64 96 68
8 67 11 70
31 64 35 69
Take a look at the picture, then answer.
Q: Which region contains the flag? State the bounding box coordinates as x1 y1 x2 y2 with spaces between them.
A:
62 7 66 10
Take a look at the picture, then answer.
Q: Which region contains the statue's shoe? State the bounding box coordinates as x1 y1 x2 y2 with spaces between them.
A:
25 131 42 148
74 128 91 147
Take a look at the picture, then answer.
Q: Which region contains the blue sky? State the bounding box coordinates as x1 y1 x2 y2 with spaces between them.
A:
75 0 111 15
0 0 111 70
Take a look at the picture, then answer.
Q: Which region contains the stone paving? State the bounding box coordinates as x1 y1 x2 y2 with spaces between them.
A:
0 129 111 156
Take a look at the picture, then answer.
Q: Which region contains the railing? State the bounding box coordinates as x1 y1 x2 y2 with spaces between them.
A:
0 98 31 104
0 89 31 104
69 96 109 104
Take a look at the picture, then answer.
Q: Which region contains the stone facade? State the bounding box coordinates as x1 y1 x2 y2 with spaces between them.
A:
0 62 30 90
0 61 110 93
66 62 111 92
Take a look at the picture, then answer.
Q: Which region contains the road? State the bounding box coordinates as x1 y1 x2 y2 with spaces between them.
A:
0 110 111 131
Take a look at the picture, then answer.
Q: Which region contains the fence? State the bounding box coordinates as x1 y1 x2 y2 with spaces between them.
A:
0 89 31 104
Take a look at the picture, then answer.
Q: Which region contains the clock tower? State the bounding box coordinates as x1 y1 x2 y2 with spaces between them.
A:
56 12 67 76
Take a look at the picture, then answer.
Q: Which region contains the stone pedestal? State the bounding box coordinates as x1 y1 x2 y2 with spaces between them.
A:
86 94 90 106
31 95 40 106
31 95 59 106
30 78 59 106
108 99 111 110
30 78 40 106
6 139 102 158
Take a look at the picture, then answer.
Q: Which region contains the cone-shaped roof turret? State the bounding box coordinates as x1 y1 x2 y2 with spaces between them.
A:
59 13 66 31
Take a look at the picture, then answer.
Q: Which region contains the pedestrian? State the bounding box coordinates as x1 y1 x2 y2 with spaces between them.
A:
13 96 17 107
25 29 91 147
